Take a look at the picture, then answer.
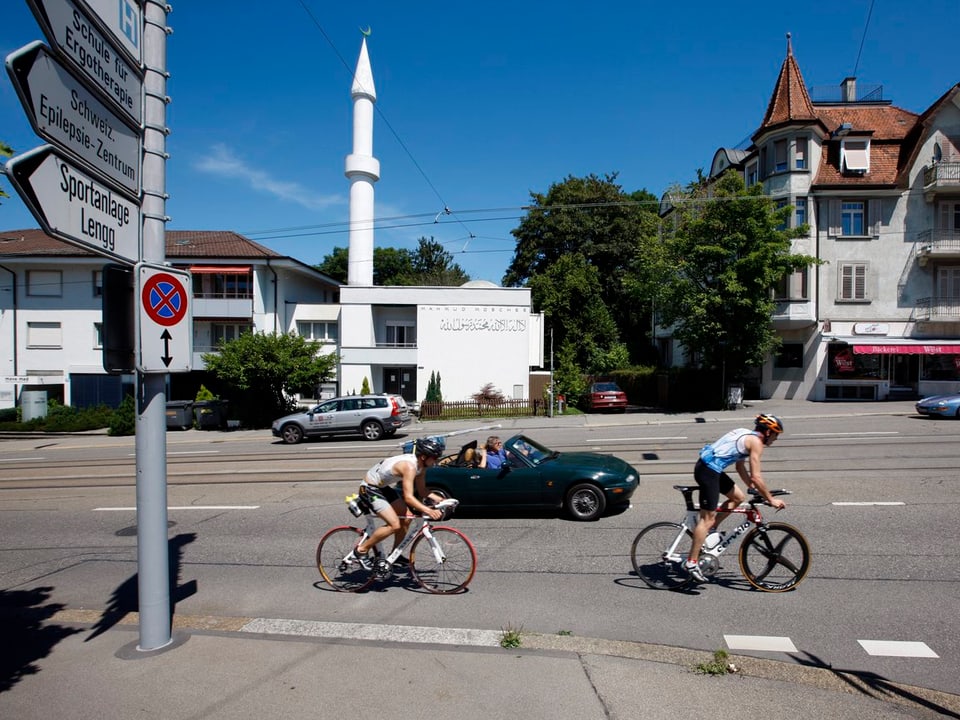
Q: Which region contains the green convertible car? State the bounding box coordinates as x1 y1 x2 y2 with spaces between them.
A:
424 434 639 522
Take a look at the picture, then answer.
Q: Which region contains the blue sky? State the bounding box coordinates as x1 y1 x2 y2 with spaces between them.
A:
2 1 958 283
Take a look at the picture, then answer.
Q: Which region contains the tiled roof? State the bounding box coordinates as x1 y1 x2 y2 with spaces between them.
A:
756 37 819 135
815 105 918 141
813 142 906 186
0 228 283 259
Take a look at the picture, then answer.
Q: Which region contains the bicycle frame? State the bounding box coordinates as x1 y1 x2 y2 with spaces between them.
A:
662 488 766 563
352 500 457 570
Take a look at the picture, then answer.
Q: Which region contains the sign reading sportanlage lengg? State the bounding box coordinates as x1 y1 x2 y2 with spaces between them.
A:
5 145 140 265
5 41 140 194
27 0 143 124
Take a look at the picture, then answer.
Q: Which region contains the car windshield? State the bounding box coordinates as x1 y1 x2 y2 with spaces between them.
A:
593 383 620 393
504 435 552 466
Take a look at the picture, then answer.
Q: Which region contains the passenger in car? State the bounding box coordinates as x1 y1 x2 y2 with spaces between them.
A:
481 436 506 469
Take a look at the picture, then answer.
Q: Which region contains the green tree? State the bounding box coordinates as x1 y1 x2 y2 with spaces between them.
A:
656 170 817 384
201 332 337 427
404 237 469 286
0 141 12 205
315 240 467 286
504 173 660 364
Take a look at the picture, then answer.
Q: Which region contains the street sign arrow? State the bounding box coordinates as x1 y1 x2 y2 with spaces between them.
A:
5 41 141 194
27 0 144 124
5 145 141 265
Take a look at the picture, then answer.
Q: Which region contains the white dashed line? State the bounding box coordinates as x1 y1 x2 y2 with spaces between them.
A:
724 635 798 652
858 640 939 658
94 505 260 511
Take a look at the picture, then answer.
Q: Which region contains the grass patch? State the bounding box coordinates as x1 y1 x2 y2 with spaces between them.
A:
499 624 524 649
694 649 733 675
557 629 573 636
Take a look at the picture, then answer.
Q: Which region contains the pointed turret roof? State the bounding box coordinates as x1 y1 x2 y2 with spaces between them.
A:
754 33 819 139
351 37 376 101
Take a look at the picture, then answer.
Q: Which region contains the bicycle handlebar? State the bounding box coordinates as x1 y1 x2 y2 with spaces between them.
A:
747 488 792 505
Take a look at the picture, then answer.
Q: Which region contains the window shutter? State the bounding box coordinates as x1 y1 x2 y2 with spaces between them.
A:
869 199 882 238
828 200 840 237
856 265 867 299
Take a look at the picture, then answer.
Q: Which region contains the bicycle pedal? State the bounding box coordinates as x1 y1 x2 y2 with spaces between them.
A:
374 559 392 577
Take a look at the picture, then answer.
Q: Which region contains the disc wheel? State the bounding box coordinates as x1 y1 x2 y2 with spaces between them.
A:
316 526 376 592
630 522 692 590
738 522 811 592
409 527 477 594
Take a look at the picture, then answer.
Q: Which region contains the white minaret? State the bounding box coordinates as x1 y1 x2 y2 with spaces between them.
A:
345 37 379 286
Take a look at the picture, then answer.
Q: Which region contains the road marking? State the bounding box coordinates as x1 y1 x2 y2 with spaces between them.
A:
795 431 899 437
127 450 221 457
832 502 905 506
241 618 503 647
94 505 260 511
591 436 688 443
858 640 939 658
724 635 798 652
0 457 45 462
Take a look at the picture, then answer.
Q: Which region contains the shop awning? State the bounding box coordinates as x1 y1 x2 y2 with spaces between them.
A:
187 265 252 274
852 343 960 355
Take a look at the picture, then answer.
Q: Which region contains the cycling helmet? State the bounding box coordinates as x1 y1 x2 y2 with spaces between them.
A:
414 437 444 458
755 414 784 435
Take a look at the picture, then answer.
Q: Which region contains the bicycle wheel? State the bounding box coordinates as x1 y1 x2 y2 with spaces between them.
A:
316 526 376 592
409 526 477 594
739 522 811 593
630 522 691 590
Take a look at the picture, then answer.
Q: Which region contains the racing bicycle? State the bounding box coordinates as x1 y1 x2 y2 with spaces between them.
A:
630 485 811 592
316 495 477 594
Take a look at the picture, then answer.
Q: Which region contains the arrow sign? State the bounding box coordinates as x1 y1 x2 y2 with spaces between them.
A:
27 0 144 124
161 328 173 367
138 263 192 373
5 146 140 265
6 41 141 194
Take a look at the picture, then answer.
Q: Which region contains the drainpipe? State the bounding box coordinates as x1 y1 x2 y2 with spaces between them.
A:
0 263 18 399
266 259 278 333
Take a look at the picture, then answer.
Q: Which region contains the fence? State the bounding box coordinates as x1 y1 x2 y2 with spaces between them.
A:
419 399 545 420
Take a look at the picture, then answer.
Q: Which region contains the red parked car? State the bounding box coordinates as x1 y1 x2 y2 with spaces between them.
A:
582 382 628 412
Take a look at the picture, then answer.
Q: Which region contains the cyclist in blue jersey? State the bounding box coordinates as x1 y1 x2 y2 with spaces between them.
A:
684 414 786 582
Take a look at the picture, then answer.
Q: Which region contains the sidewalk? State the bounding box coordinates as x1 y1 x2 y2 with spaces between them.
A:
3 608 958 720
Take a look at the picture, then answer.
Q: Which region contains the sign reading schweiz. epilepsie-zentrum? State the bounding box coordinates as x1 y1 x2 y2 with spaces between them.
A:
5 41 141 194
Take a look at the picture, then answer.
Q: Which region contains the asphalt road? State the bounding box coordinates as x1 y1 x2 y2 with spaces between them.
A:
1 407 957 696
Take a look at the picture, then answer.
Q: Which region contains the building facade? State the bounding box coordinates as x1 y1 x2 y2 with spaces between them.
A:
662 37 960 401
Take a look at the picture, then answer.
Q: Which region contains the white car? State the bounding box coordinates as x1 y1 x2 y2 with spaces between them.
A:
271 394 412 443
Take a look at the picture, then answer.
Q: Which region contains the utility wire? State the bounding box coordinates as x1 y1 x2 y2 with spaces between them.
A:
852 0 875 78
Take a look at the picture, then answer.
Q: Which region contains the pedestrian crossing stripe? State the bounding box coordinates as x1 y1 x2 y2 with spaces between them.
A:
725 635 939 659
724 635 797 652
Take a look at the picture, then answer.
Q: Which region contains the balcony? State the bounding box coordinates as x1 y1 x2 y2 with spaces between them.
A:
914 297 960 323
923 162 960 201
772 299 816 329
192 296 254 319
915 229 960 266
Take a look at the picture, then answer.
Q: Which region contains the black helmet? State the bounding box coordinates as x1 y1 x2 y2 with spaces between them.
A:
755 414 784 435
414 437 444 458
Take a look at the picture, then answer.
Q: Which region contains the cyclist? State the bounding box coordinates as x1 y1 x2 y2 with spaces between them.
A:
683 414 786 582
348 437 444 570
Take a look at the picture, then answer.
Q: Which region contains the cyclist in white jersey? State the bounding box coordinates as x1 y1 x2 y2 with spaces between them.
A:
683 414 786 582
347 437 444 570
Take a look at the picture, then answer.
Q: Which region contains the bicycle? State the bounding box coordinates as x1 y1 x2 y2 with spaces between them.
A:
630 485 811 592
316 495 477 594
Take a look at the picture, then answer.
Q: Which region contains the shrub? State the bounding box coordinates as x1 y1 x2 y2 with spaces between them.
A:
472 382 505 407
108 395 136 436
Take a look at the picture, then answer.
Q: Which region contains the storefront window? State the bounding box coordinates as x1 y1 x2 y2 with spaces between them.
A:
828 345 882 379
921 354 960 381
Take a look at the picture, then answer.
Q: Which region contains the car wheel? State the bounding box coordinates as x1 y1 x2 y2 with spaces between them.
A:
281 423 304 444
425 486 450 500
565 483 606 521
361 420 384 441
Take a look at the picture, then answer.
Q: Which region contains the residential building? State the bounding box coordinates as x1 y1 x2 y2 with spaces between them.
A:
660 36 960 401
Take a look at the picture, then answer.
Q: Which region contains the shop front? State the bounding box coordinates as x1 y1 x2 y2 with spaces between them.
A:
826 341 960 400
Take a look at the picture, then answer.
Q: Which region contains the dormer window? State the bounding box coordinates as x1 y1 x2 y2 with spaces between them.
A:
841 139 870 173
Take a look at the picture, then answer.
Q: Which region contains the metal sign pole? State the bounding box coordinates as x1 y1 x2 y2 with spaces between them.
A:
135 0 171 652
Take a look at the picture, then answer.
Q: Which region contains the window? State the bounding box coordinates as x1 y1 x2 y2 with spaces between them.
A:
775 343 804 368
297 321 338 343
775 199 788 230
795 137 808 169
839 263 868 301
211 323 252 346
841 139 870 173
774 269 808 300
795 197 807 228
841 201 865 236
385 322 416 347
27 321 62 348
746 162 759 186
94 322 103 348
191 269 253 299
27 270 62 297
774 139 788 172
93 270 103 297
938 202 960 232
937 266 960 298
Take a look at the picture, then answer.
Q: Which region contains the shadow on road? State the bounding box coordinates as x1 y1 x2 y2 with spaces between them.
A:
0 586 80 693
87 532 198 641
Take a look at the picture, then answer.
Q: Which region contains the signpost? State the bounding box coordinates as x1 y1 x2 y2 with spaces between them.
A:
6 41 142 194
5 145 140 265
138 264 191 373
26 0 144 124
